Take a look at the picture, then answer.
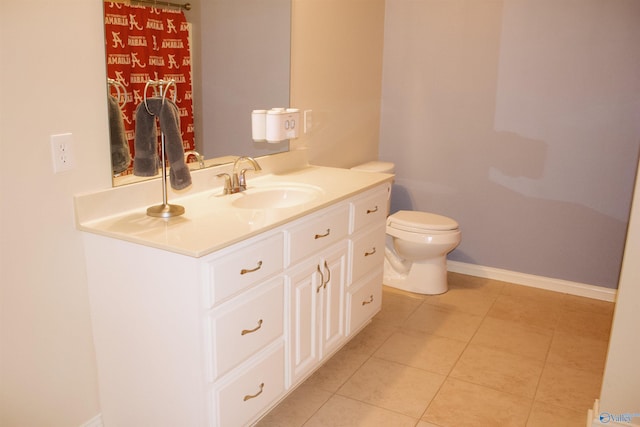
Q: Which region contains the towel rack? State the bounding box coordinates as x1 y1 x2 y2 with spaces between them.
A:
143 79 176 114
107 78 128 110
143 79 185 218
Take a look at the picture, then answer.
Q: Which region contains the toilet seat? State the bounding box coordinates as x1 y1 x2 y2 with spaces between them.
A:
387 210 459 233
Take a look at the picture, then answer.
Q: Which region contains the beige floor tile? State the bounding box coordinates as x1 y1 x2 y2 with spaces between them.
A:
423 378 532 427
256 384 332 427
342 318 397 356
500 283 567 306
421 285 499 316
382 284 429 300
258 277 612 427
535 362 603 412
526 401 586 427
374 329 467 375
556 309 613 341
403 303 484 342
487 294 561 331
547 331 609 373
304 395 418 427
374 289 423 327
303 346 370 393
450 344 544 398
561 293 615 317
471 317 553 361
337 357 446 418
448 272 507 294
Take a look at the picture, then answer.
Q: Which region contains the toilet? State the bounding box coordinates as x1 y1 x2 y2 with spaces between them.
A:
351 161 461 295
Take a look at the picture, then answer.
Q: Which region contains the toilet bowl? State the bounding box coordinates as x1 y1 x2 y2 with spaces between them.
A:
351 161 461 294
385 210 461 294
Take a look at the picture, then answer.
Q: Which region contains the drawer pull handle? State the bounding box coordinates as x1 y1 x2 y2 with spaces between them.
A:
364 247 377 257
323 260 331 289
366 206 379 214
240 260 263 275
362 295 374 306
316 264 324 293
243 382 265 401
314 229 330 239
241 319 263 335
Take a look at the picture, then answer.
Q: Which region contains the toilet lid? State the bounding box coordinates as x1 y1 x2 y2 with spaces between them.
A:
387 210 459 232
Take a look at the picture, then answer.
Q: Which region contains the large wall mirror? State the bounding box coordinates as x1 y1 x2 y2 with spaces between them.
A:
104 0 291 187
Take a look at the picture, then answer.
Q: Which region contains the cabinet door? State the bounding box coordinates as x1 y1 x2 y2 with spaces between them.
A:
289 259 322 385
288 242 348 385
318 243 347 360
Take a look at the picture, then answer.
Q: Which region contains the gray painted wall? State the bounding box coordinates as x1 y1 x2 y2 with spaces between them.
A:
379 0 640 288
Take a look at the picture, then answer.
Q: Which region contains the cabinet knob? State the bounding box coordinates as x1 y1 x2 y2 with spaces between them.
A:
366 206 379 214
364 247 377 257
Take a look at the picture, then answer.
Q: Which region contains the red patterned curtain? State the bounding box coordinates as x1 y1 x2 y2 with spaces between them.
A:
104 2 195 174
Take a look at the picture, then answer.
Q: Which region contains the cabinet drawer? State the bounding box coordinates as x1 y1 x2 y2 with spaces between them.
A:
213 343 285 427
287 204 349 265
350 224 386 285
350 184 390 234
209 279 284 380
347 270 383 335
204 232 284 306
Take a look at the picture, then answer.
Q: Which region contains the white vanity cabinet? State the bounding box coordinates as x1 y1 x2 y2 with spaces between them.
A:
81 180 391 427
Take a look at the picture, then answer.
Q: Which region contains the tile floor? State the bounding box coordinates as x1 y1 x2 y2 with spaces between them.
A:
257 272 615 427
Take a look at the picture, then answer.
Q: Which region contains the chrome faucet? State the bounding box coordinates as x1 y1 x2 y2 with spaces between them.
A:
217 156 262 194
184 150 205 169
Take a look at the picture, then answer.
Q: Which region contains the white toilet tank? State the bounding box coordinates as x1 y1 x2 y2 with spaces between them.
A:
350 161 395 174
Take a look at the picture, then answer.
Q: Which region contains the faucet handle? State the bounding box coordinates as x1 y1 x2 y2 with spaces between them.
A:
238 169 251 188
216 173 233 195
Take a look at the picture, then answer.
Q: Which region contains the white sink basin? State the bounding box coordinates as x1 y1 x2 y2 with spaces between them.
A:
232 184 323 209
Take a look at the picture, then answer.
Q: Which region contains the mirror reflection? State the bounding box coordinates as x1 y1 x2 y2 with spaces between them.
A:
104 0 291 186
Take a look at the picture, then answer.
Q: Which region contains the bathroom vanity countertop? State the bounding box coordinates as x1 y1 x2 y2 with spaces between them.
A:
75 165 393 257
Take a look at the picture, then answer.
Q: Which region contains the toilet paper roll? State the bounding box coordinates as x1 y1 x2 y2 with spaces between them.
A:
251 110 267 142
266 109 286 143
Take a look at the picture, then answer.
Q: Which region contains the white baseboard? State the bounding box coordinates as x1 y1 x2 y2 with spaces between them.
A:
80 414 103 427
447 261 617 302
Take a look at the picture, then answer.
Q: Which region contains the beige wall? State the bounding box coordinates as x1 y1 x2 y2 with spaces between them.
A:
0 1 108 425
290 0 386 167
0 1 386 425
